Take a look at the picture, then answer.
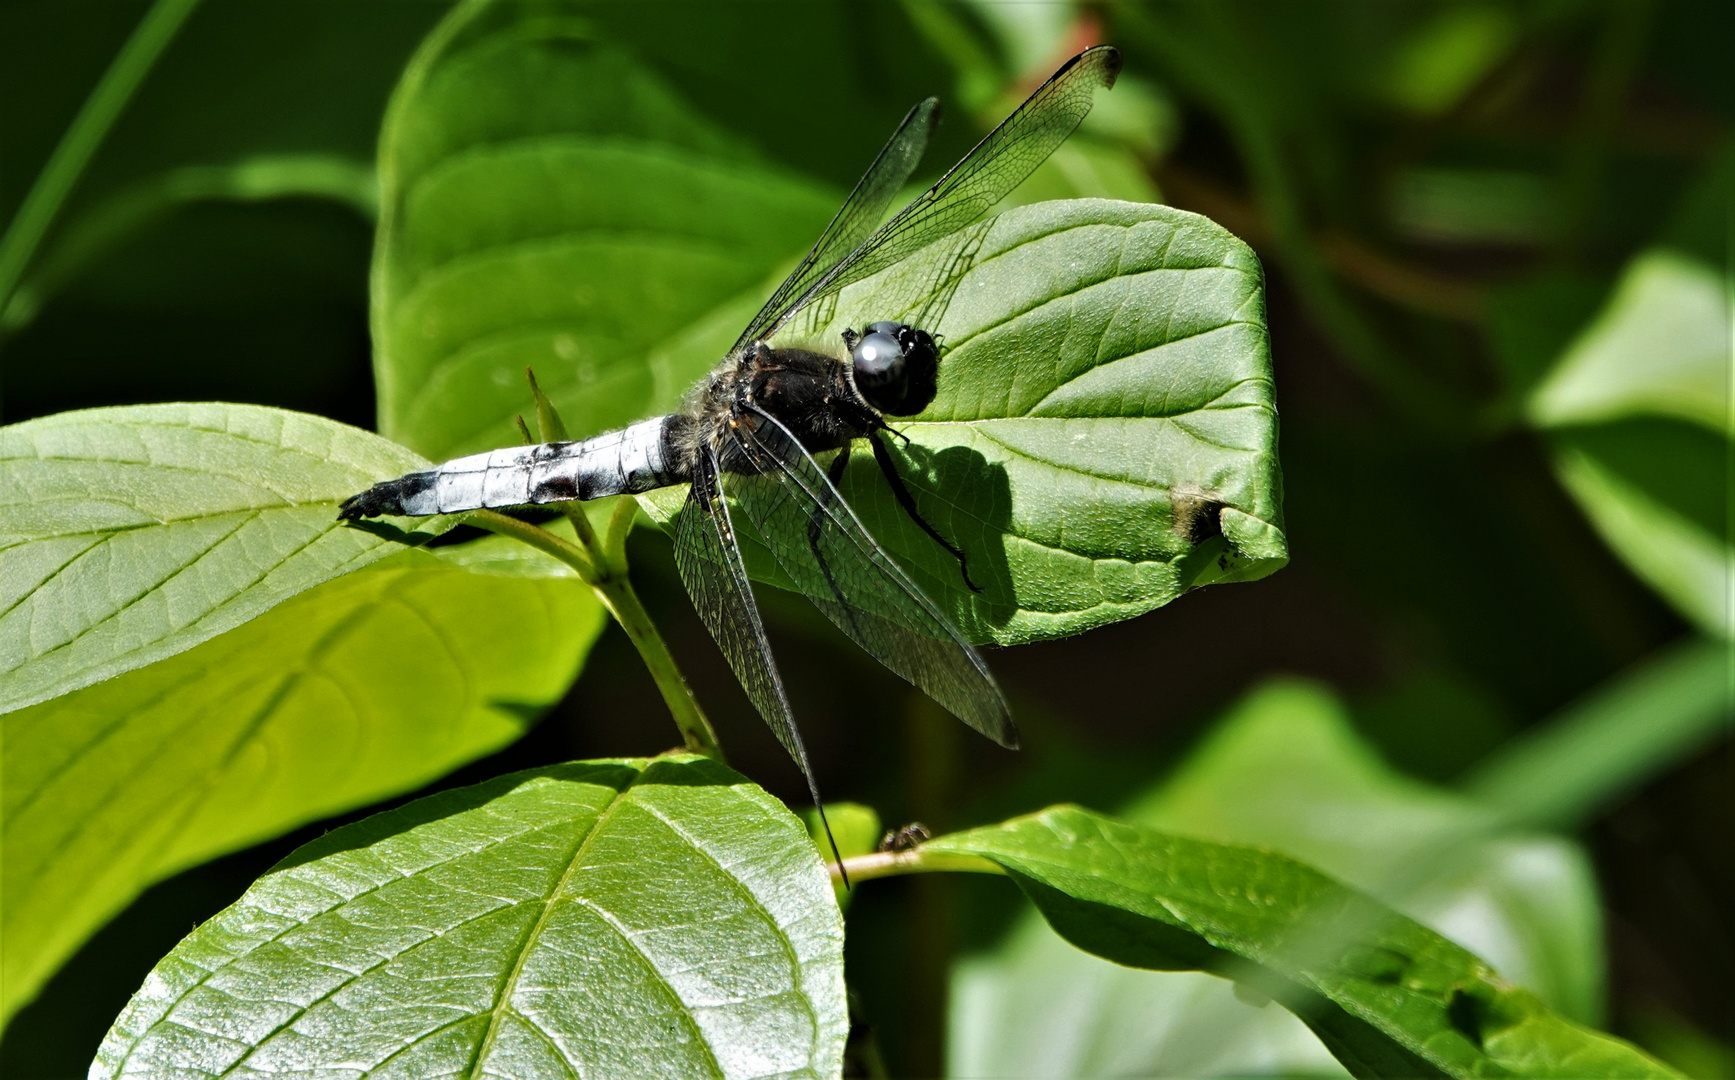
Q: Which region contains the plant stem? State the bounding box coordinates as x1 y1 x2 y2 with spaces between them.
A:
469 508 723 760
469 508 597 584
0 0 203 315
601 496 638 575
828 849 1002 887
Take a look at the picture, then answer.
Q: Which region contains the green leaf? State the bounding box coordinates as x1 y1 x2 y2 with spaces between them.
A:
1127 682 1606 1022
92 757 848 1079
1549 420 1732 638
1381 6 1519 116
1528 250 1730 435
1518 246 1733 638
951 680 1610 1078
0 403 452 714
930 805 1678 1079
800 801 881 908
2 534 603 1025
372 1 1283 645
828 199 1283 644
372 0 839 458
801 802 882 864
644 200 1287 646
954 911 1350 1078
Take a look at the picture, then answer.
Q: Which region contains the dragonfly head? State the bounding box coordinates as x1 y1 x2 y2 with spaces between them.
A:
849 320 939 416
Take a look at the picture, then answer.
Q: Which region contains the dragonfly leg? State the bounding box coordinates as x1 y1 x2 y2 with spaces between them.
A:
806 444 853 551
808 445 863 639
868 431 981 593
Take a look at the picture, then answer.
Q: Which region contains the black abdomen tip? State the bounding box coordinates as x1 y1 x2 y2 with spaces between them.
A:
337 487 393 520
337 473 433 520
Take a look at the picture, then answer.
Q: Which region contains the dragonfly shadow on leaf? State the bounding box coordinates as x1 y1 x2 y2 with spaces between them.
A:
841 437 1017 637
337 516 449 549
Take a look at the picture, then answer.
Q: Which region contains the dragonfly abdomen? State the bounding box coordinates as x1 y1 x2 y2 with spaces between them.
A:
338 416 685 519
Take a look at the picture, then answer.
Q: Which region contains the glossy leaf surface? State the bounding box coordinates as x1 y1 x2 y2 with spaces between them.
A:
93 757 847 1079
645 198 1287 646
0 403 446 713
3 535 601 1024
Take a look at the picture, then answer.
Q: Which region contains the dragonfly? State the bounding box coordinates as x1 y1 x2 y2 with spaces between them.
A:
342 46 1122 852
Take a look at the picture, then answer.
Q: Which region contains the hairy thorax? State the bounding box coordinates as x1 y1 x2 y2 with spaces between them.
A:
678 344 877 475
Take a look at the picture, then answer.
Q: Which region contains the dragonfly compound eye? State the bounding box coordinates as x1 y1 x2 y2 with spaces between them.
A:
851 331 908 394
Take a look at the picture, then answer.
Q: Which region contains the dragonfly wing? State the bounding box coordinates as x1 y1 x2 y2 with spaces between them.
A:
756 45 1121 343
733 97 940 352
724 405 1016 748
673 448 821 797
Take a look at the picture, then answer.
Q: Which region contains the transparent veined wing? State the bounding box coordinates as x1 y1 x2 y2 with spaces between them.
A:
748 45 1121 347
732 98 940 352
672 448 823 795
725 404 1015 748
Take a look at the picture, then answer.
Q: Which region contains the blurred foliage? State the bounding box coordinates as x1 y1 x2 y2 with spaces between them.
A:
1 0 1728 1075
952 680 1609 1077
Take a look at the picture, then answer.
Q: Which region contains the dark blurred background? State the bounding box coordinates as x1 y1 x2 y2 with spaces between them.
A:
2 1 1728 1077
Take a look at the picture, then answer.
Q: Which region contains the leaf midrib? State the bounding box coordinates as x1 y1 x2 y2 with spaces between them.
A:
4 570 411 900
461 775 709 1079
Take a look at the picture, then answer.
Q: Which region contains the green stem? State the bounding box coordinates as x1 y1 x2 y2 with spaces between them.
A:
829 848 1002 887
601 496 638 575
469 508 722 760
469 508 596 584
0 0 203 314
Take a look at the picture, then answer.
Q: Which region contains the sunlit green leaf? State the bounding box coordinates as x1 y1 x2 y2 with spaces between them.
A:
1529 250 1731 435
644 200 1287 645
1522 246 1733 638
0 403 451 714
2 534 602 1024
931 803 1677 1079
372 1 838 458
1127 681 1605 1022
951 680 1609 1078
373 2 1281 646
93 757 847 1079
1550 427 1731 637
